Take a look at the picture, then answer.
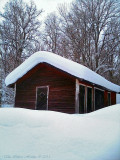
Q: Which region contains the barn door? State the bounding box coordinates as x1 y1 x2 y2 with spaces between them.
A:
36 86 49 110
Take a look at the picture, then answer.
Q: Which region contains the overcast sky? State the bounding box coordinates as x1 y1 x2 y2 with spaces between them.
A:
0 0 73 19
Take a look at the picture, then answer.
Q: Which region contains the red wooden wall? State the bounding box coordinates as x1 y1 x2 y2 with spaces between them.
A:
15 63 75 113
104 90 108 107
111 92 116 105
104 90 116 107
15 63 117 114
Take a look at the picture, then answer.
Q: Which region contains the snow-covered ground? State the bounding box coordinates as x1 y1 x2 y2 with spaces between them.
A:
0 105 120 160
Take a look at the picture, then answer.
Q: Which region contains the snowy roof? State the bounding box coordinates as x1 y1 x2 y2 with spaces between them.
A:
5 51 120 92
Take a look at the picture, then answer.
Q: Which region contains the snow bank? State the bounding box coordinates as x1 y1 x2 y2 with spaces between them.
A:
1 104 14 108
5 51 120 92
116 94 120 104
0 105 120 160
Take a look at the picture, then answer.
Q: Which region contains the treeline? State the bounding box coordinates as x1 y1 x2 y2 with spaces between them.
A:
0 0 120 105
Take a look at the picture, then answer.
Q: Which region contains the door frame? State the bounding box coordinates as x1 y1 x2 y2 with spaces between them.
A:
79 84 86 113
35 86 49 110
86 86 93 113
75 79 94 113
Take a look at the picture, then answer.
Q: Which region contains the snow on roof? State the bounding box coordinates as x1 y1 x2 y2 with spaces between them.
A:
5 51 120 92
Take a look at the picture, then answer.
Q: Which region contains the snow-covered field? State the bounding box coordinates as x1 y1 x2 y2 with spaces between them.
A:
0 105 120 160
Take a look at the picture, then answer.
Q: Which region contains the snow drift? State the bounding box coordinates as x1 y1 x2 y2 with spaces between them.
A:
0 105 120 160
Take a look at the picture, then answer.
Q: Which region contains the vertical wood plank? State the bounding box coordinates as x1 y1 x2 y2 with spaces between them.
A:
75 79 79 113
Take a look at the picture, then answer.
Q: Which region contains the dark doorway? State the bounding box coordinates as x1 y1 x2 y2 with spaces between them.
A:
87 87 92 113
79 85 85 113
95 88 104 110
36 87 48 110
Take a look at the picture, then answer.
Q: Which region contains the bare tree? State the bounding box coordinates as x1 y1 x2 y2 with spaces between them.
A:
0 0 43 74
0 0 43 106
102 19 120 84
58 0 120 79
43 12 62 55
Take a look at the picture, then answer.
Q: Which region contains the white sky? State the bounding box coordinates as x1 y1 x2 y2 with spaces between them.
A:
0 0 73 19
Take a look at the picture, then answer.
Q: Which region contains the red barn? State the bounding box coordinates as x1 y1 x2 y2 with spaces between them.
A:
5 51 120 114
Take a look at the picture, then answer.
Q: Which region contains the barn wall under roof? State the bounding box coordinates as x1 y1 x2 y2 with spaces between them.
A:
15 63 75 114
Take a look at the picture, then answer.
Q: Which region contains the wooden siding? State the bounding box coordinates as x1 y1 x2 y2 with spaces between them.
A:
111 92 116 105
15 62 117 114
77 80 117 111
104 90 108 107
15 63 75 113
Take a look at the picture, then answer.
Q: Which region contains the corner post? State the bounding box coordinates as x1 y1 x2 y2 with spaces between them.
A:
75 79 79 113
